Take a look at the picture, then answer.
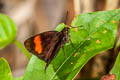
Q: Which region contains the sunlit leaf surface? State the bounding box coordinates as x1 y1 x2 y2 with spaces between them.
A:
0 58 13 80
0 14 16 49
24 9 120 80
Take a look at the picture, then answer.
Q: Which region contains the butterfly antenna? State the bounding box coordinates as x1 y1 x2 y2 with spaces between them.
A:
64 11 69 25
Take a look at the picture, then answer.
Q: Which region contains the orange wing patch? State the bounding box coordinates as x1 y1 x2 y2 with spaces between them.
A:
34 35 42 54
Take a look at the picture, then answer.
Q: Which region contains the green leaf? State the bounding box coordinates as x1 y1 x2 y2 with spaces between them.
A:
0 58 13 80
14 77 23 80
24 55 59 80
51 9 120 80
110 52 120 80
55 23 67 32
24 9 120 80
0 14 16 49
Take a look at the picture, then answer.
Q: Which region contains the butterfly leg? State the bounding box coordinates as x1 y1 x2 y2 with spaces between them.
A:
61 46 66 58
64 28 75 49
61 37 68 58
67 33 75 49
69 38 75 49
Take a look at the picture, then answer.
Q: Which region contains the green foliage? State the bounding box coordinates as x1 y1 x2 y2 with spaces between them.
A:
0 9 120 80
110 52 120 80
0 58 13 80
24 55 59 80
0 14 16 49
14 77 23 80
0 14 30 79
0 14 30 59
51 9 120 80
23 9 120 80
55 23 67 32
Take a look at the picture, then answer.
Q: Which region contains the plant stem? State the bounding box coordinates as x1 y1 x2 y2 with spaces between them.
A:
13 40 31 60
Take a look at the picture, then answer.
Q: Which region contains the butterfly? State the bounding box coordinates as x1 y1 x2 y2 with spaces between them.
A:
24 27 69 70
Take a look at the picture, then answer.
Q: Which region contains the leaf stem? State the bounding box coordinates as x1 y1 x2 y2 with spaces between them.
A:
13 40 31 60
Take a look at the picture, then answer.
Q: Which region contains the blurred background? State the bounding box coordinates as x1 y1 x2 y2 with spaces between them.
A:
0 0 119 79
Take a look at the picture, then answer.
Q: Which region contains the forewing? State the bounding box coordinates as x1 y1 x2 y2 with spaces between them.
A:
24 31 58 61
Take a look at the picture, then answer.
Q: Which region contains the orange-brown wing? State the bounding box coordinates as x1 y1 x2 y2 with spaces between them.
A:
24 31 59 61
